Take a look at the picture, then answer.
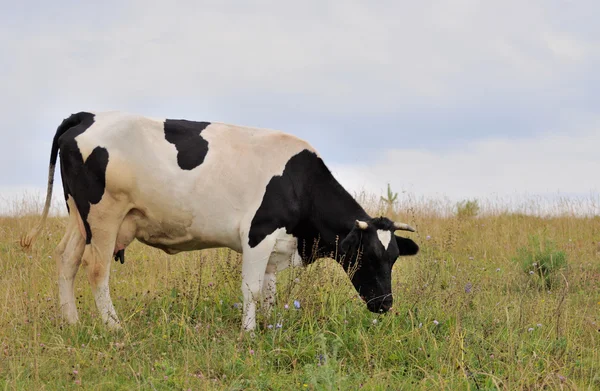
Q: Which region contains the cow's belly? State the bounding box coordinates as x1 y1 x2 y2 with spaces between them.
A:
116 206 242 255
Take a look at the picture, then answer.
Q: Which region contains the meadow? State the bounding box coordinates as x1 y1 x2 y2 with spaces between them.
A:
0 194 599 390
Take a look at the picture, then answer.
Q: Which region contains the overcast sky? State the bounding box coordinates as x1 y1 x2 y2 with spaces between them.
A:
1 1 599 215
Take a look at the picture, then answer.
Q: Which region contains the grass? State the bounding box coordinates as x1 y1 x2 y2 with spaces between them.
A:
0 198 599 390
513 234 569 290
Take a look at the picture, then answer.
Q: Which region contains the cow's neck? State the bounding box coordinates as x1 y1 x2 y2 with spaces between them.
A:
297 167 370 261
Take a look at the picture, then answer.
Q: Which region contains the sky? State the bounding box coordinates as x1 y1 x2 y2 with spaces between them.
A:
1 0 599 215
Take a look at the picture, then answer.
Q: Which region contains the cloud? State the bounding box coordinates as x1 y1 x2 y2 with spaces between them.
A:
3 1 598 113
330 118 600 203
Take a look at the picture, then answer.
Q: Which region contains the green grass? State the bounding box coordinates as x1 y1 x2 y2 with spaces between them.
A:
1 204 599 390
513 234 569 290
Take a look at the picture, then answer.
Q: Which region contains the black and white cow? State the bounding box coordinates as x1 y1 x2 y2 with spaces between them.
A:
22 111 419 331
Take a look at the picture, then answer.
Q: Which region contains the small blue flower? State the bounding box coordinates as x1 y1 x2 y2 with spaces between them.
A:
317 354 326 365
276 322 282 329
293 300 301 309
465 282 472 294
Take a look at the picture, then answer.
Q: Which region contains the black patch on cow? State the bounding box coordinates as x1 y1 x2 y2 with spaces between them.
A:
248 149 370 259
164 119 211 170
114 249 125 264
56 112 109 244
53 112 95 210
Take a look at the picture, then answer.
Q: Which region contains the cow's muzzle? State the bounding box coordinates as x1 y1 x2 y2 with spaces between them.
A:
365 296 393 313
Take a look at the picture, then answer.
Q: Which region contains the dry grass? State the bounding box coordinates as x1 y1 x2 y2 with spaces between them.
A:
0 196 599 390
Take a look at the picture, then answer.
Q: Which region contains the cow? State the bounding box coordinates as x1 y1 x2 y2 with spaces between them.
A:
21 111 419 331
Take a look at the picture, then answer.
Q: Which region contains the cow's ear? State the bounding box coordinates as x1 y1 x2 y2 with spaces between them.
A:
395 235 419 256
341 228 361 253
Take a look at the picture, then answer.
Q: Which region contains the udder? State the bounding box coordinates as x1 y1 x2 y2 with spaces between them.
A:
112 210 141 263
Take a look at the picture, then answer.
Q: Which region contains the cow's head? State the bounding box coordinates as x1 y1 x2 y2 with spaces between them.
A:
340 217 419 313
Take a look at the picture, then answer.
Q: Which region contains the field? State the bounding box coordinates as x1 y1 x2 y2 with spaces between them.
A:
0 196 599 390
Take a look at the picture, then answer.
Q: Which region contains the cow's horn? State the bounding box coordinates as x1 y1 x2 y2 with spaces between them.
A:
393 222 416 232
356 220 369 230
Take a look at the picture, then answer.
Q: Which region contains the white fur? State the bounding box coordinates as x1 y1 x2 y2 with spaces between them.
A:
377 229 392 250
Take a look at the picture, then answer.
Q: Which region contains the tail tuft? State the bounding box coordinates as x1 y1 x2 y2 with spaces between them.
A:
20 233 34 250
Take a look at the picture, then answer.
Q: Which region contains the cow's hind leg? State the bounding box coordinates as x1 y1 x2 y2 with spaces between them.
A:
82 199 129 330
55 199 85 324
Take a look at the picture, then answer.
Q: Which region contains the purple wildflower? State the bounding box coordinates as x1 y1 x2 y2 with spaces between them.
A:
293 300 301 309
465 282 472 294
317 354 325 365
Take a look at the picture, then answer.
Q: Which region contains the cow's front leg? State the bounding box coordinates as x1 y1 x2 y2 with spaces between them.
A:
240 261 266 332
260 235 298 319
240 233 281 331
262 264 277 318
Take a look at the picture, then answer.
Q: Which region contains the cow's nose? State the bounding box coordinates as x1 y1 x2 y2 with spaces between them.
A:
366 298 392 313
378 301 392 313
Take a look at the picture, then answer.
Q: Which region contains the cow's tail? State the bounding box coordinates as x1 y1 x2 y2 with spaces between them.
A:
20 114 82 249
